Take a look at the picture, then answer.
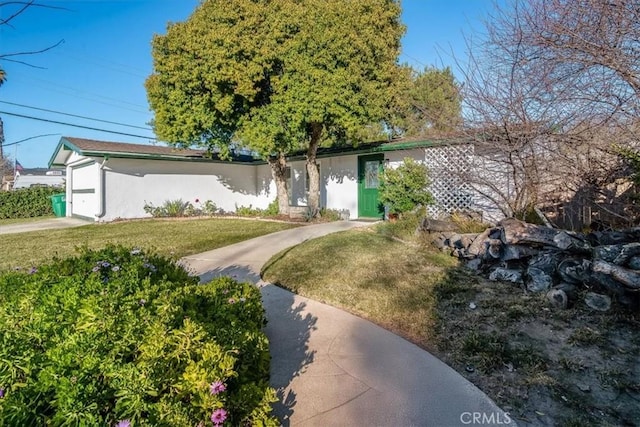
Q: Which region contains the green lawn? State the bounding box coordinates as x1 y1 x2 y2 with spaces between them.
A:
1 218 297 271
261 227 458 347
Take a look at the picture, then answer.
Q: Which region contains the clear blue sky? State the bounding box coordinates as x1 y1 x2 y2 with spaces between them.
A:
0 0 495 168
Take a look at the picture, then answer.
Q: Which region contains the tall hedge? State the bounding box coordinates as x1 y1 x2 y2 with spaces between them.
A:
0 187 62 219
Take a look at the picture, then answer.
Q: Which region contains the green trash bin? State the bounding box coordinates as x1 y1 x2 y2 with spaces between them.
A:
50 193 66 217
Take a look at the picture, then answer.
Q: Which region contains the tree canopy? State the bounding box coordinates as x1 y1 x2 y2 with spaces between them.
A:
146 0 405 212
392 66 462 138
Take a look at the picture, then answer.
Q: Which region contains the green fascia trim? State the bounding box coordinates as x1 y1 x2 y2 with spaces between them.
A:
286 139 453 162
48 137 266 167
79 151 264 165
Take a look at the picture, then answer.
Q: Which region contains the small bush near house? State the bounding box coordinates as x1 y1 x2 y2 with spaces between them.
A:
144 199 223 218
234 204 263 217
319 208 343 221
0 186 60 219
0 246 277 426
379 157 434 216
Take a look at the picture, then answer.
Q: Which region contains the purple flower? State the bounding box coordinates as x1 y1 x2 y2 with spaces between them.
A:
0 387 5 398
210 408 227 425
112 266 120 272
130 248 141 255
228 298 236 304
92 266 101 273
101 261 111 268
209 380 227 395
28 267 37 274
115 420 131 427
195 198 200 203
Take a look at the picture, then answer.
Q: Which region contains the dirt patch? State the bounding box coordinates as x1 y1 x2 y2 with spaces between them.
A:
432 267 640 426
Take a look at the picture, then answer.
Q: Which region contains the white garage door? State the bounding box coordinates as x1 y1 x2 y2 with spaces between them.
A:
71 162 99 220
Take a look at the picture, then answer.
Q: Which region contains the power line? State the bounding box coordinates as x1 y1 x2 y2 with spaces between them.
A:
1 133 61 148
0 111 157 140
12 75 150 114
0 100 152 130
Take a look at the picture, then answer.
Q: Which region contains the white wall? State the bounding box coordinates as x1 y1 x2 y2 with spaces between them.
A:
320 155 358 217
69 159 100 219
383 149 425 168
101 158 274 221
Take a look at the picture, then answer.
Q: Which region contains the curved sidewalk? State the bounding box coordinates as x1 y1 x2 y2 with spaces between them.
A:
181 221 515 427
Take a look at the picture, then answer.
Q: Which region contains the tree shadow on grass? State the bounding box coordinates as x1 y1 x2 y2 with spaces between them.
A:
198 265 317 426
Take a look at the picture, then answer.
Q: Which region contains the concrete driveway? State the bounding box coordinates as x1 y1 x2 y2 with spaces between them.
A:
0 217 91 235
181 221 515 427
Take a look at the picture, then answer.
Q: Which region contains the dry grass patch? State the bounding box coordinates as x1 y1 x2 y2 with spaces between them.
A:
262 228 457 347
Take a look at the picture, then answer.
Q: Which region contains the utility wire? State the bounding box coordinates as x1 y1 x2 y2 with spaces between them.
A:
13 75 150 113
0 101 152 130
1 133 61 148
0 111 157 140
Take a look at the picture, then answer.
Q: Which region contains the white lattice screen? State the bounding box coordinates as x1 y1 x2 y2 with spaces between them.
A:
423 144 474 217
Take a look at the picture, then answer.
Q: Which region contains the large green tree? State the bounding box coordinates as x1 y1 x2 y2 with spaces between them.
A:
391 65 462 138
146 0 404 214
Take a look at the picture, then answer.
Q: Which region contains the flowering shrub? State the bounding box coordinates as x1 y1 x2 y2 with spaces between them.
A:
0 246 277 426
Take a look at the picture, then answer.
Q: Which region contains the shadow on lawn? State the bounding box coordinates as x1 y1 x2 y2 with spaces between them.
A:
198 264 317 427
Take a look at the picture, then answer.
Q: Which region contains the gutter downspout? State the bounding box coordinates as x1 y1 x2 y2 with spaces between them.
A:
95 156 109 219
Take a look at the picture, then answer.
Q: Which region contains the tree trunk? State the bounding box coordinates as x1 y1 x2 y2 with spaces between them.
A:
306 122 322 215
268 152 289 215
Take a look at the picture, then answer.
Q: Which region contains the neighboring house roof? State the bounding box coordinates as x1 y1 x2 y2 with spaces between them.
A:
13 174 65 189
49 136 469 167
16 167 65 177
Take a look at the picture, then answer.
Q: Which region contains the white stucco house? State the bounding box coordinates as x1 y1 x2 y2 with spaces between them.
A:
49 136 479 222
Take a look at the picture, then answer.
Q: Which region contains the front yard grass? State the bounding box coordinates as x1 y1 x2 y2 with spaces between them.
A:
262 227 457 347
0 218 297 271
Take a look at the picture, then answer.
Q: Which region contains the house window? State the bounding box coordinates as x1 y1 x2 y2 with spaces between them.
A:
364 161 380 189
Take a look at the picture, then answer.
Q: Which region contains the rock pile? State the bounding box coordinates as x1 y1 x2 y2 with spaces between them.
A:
420 218 640 311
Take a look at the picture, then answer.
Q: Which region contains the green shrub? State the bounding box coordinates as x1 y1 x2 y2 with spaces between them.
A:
319 208 342 222
0 186 61 219
144 199 191 217
379 157 434 215
201 200 220 216
0 246 277 426
263 200 280 217
235 204 262 217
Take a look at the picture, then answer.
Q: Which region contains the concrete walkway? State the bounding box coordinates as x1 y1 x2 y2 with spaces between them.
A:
0 217 91 235
181 221 515 427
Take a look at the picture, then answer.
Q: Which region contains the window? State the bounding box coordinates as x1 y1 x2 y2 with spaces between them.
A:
364 160 380 189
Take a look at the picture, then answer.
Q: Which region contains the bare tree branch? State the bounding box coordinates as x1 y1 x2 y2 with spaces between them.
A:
0 38 65 58
0 1 70 26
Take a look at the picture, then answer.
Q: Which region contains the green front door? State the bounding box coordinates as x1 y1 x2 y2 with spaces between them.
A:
358 154 384 218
